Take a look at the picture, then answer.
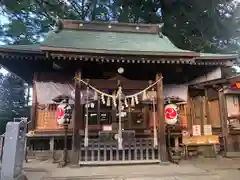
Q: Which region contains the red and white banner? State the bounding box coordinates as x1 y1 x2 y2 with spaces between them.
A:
165 104 178 125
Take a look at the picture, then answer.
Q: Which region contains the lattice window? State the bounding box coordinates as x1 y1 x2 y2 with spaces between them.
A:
36 104 63 130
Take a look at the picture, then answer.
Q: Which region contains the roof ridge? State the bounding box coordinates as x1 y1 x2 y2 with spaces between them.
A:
61 19 163 28
58 19 163 34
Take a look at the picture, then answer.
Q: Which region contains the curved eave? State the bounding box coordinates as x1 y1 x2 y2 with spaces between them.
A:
196 53 238 60
40 45 199 57
0 46 45 61
188 78 227 89
0 47 44 55
227 74 240 84
0 45 45 84
188 74 240 89
0 44 235 67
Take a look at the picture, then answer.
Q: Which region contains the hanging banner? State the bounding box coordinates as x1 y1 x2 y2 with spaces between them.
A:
165 104 178 125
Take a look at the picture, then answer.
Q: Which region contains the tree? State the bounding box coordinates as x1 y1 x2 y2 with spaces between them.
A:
116 0 240 53
0 0 113 44
1 0 240 53
0 71 26 134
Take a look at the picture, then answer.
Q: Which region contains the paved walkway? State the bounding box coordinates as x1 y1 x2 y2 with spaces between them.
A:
23 158 240 180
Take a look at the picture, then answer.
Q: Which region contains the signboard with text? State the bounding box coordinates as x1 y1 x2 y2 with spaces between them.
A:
204 124 212 135
192 125 201 136
102 125 112 131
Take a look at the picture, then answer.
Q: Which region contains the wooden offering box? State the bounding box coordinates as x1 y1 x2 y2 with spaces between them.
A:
183 135 219 145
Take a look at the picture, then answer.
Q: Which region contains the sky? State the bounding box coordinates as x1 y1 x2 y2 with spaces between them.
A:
0 14 9 75
0 15 11 75
0 14 8 46
0 15 8 25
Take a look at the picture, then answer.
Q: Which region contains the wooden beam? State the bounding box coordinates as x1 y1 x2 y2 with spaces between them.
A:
218 88 229 157
29 72 38 131
89 79 149 90
71 70 83 165
156 73 168 162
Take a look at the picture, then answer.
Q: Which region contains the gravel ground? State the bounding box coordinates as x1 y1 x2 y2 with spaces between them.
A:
22 158 240 180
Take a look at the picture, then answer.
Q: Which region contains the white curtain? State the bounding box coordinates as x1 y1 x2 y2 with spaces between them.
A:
164 84 188 102
35 82 74 104
35 81 95 104
35 82 189 104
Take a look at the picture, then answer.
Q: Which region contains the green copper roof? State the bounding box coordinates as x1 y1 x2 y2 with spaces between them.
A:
0 28 238 59
40 30 194 55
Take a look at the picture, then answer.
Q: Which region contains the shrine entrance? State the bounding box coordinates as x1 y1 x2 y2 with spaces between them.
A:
74 76 163 165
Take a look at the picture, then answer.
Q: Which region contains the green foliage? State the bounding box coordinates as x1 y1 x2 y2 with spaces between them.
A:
0 0 240 53
160 0 240 53
0 72 26 134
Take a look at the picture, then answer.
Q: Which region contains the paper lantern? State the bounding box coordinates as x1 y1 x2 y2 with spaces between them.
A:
165 104 178 125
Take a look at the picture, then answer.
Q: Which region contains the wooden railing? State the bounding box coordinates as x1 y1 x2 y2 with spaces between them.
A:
79 138 159 165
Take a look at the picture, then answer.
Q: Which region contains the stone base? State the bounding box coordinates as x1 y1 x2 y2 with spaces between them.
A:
16 174 28 180
159 161 171 166
69 164 81 168
1 173 28 180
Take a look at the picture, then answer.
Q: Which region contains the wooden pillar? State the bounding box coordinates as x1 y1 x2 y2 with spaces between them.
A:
174 136 179 151
127 103 132 129
156 73 168 162
112 102 117 124
49 137 55 161
204 88 210 125
97 97 101 125
187 96 193 133
190 97 196 134
218 88 228 156
200 96 204 135
71 71 83 165
29 72 38 131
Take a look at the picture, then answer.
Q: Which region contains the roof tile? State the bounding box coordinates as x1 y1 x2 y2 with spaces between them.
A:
40 30 194 55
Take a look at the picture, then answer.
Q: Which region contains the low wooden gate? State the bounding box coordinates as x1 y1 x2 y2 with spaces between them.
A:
79 138 159 165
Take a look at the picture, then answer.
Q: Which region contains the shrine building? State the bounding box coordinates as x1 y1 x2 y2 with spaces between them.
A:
0 20 238 165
